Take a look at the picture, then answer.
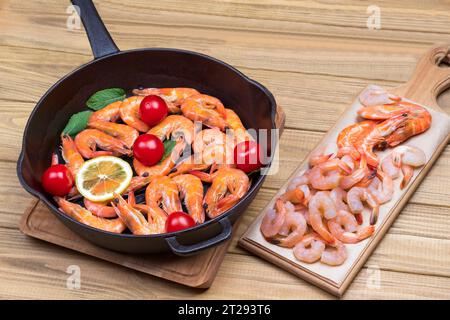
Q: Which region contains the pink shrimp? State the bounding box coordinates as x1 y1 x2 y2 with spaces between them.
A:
347 186 380 225
308 191 338 245
261 199 287 239
308 159 351 191
293 233 325 264
328 210 374 244
74 129 131 159
270 204 307 248
321 241 347 266
83 199 117 218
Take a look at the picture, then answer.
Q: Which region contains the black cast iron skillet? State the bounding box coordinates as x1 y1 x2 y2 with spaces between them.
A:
17 0 280 255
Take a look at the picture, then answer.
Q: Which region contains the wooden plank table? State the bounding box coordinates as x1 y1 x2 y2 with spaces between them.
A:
0 0 449 299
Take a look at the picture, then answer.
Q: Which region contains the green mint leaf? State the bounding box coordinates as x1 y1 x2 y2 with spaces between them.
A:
159 140 177 163
62 110 93 137
86 88 126 110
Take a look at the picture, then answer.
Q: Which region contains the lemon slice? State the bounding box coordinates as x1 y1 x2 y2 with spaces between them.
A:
75 156 133 202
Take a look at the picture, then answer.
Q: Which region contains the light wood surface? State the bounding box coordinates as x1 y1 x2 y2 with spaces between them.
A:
0 0 449 299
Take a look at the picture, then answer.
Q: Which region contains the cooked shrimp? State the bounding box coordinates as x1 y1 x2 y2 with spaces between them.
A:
340 154 356 171
132 87 199 113
61 134 84 176
391 145 426 189
279 187 305 204
89 101 122 122
321 241 347 266
309 145 333 167
381 153 401 179
145 175 182 214
261 199 286 239
293 233 325 263
74 129 131 159
172 174 205 224
358 84 400 107
367 170 393 204
347 186 379 225
181 94 228 131
148 115 195 145
55 197 126 233
193 128 229 153
271 207 307 248
357 104 408 120
385 102 432 147
119 96 149 132
337 120 377 156
308 191 337 244
170 142 234 177
195 167 250 218
111 193 166 235
337 146 361 161
359 112 409 167
340 156 370 190
133 139 185 176
288 170 310 190
328 210 374 244
88 120 139 148
225 108 253 144
308 159 350 190
83 199 117 218
330 187 349 211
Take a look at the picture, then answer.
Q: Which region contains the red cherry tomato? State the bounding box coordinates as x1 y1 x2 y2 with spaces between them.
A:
139 95 168 126
166 211 196 233
233 140 263 173
133 134 164 166
41 164 74 196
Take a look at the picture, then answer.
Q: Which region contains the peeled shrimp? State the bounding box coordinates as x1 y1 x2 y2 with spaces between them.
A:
328 210 374 244
321 241 347 266
347 186 379 225
308 159 350 191
391 145 426 189
309 144 333 167
293 233 325 264
260 199 286 239
271 205 307 248
340 157 370 190
308 191 337 244
367 171 393 204
330 187 349 211
358 84 400 107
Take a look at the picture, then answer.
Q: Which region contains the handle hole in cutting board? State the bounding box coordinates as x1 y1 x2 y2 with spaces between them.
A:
436 88 450 114
435 51 450 68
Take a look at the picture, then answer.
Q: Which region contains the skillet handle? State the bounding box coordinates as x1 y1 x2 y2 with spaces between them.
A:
166 217 232 256
71 0 119 59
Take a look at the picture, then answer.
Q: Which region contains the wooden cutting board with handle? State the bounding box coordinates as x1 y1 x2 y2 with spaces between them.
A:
239 45 450 297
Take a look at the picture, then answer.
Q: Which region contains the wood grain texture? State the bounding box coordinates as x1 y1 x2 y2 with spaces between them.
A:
0 0 449 299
